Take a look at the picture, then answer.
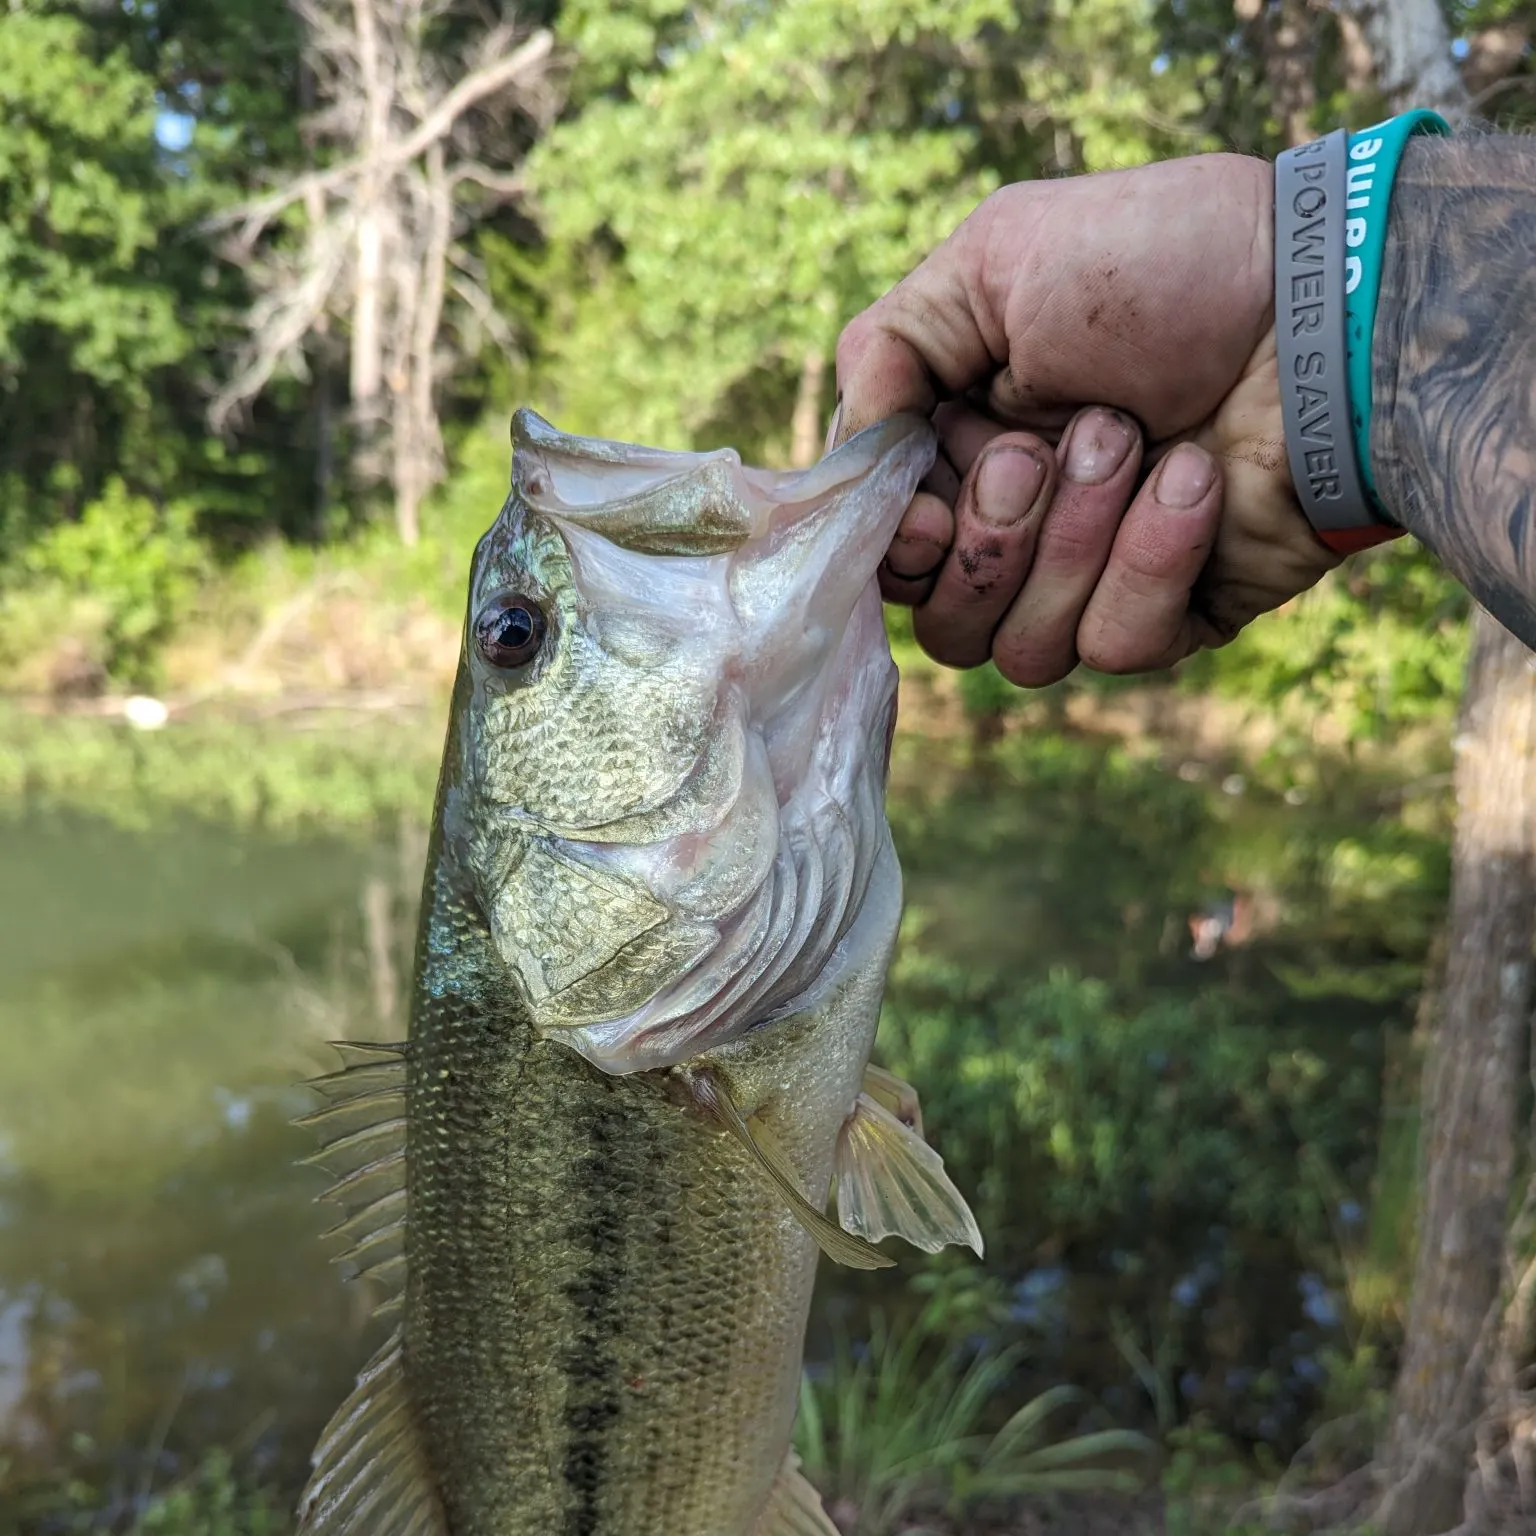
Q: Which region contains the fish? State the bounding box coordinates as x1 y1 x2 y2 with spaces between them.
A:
296 408 983 1536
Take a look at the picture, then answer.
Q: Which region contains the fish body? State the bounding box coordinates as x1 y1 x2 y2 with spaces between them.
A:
298 412 980 1536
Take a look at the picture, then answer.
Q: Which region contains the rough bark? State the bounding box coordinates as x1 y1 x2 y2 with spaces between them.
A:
1379 614 1536 1536
1334 5 1536 1531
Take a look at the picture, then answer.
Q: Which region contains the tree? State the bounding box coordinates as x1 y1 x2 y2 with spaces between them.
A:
1327 6 1536 1531
519 0 1220 466
0 8 192 555
211 1 556 545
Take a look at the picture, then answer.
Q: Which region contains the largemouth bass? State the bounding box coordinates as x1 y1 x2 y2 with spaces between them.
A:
297 410 982 1536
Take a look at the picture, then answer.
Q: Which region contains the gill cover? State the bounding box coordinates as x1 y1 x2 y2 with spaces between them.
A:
456 408 936 1075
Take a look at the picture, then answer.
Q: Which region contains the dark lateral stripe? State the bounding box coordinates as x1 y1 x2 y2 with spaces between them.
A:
560 1090 632 1536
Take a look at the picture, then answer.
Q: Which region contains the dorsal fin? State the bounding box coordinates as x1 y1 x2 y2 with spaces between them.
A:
834 1081 983 1258
689 1070 894 1271
751 1450 839 1536
298 1041 408 1318
296 1332 446 1536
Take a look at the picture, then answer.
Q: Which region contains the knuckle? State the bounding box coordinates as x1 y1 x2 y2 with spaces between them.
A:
1076 615 1142 675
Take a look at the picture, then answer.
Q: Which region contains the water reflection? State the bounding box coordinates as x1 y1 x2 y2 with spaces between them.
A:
0 814 396 1521
0 729 1440 1521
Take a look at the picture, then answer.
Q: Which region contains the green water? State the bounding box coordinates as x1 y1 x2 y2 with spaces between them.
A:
0 715 1448 1527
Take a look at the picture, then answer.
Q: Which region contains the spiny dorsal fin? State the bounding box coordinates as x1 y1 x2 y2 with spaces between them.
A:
751 1450 839 1536
299 1043 409 1317
835 1090 983 1258
691 1071 893 1272
297 1332 446 1536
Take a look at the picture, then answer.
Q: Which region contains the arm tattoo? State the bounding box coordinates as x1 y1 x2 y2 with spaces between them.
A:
1373 130 1536 647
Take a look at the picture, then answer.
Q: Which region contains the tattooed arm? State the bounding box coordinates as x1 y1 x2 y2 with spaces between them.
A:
1374 132 1536 648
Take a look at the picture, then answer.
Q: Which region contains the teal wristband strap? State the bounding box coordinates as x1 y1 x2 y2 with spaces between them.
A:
1344 109 1452 513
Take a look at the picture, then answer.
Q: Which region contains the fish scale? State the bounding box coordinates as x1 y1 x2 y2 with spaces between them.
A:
296 414 982 1536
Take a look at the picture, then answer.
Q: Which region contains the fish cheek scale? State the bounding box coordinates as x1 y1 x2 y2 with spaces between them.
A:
295 409 980 1536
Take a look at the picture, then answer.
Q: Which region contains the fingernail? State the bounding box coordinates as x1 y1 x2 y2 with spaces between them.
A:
1064 409 1134 485
975 446 1046 527
1156 443 1216 509
822 394 844 455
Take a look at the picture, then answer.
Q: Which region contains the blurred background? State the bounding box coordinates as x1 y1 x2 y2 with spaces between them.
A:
2 1 1536 1532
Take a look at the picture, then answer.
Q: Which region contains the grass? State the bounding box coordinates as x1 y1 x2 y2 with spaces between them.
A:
795 1300 1153 1535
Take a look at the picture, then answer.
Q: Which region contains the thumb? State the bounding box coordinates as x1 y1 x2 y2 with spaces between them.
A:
832 218 1006 446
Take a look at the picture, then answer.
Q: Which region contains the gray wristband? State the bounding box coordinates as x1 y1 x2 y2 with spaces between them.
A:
1274 129 1382 546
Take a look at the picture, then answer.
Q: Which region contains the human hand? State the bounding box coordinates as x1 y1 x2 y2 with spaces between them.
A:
832 153 1342 685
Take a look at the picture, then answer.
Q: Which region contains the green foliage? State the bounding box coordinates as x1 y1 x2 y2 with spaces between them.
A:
0 10 186 388
131 1452 288 1536
1184 543 1471 742
517 0 1213 456
880 946 1379 1274
3 480 205 684
796 1293 1151 1534
0 8 185 546
0 707 440 831
1160 1421 1268 1536
0 1448 291 1536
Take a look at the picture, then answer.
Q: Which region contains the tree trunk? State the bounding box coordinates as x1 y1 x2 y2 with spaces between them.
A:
1336 11 1377 100
349 0 390 485
392 144 451 547
789 346 827 470
1269 0 1318 148
1336 0 1469 116
1235 0 1316 148
1333 6 1536 1531
1379 614 1536 1535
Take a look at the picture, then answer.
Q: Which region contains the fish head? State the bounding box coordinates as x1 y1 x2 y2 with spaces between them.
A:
446 408 936 1073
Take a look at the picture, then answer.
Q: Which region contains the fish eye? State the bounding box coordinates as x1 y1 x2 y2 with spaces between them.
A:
474 591 548 670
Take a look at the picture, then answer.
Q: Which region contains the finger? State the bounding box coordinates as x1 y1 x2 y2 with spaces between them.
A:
932 401 1012 477
991 408 1143 688
877 488 953 607
913 436 1055 668
1076 442 1222 674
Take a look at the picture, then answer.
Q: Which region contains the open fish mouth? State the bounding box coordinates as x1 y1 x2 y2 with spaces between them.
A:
482 410 937 1075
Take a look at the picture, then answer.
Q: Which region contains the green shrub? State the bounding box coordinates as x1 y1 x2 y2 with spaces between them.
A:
796 1294 1151 1535
4 479 204 686
131 1451 288 1536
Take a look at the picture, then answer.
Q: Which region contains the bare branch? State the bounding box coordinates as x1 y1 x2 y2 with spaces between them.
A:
450 270 518 356
211 219 354 428
211 29 553 246
450 161 528 198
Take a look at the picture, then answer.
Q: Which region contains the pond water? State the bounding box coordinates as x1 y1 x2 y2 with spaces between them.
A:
0 716 1443 1528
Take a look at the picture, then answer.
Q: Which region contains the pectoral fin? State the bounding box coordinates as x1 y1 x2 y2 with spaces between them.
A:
860 1061 923 1136
835 1091 984 1257
692 1072 894 1272
752 1450 839 1536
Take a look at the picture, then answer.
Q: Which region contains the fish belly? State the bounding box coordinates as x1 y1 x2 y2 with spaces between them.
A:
401 851 899 1535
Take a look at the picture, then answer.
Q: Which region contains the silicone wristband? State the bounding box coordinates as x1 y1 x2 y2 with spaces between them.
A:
1344 110 1452 512
1275 130 1380 554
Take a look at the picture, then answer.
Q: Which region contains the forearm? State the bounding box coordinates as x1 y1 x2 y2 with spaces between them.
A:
1372 130 1536 646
